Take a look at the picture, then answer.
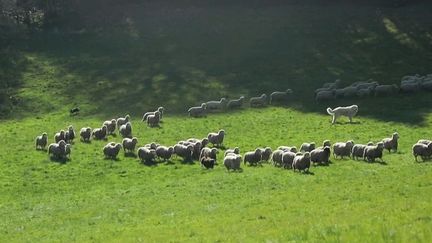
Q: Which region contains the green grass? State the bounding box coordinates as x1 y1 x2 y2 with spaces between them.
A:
1 1 432 242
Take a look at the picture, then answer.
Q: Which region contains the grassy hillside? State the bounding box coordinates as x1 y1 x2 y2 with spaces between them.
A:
1 1 432 242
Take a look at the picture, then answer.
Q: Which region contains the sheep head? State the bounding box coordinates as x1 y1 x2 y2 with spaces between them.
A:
234 147 240 154
392 132 399 140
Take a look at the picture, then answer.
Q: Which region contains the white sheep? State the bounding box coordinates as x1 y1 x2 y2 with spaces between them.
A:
64 144 71 159
259 147 272 162
155 146 174 161
200 157 216 169
354 81 379 90
363 142 384 162
421 81 432 91
116 114 130 128
227 96 245 109
269 89 293 104
351 142 374 160
374 84 399 96
315 90 335 101
322 140 331 148
292 152 311 172
66 125 75 142
249 94 267 107
145 142 160 150
271 149 284 167
122 137 138 153
224 147 240 157
207 129 225 147
147 111 161 127
322 79 341 89
187 137 209 148
54 130 66 143
92 125 108 140
400 82 420 93
35 133 48 150
356 87 374 98
174 144 193 162
333 140 354 159
412 142 432 162
310 146 331 165
103 142 122 159
300 142 315 152
142 107 164 121
342 86 358 98
199 147 218 161
382 132 399 153
103 119 117 135
244 149 262 166
119 122 132 138
80 127 92 142
277 146 297 153
206 98 228 111
137 147 156 163
224 154 242 171
281 151 296 169
188 103 207 118
48 140 67 159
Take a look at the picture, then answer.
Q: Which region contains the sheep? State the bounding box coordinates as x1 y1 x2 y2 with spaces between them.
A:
206 98 228 111
145 142 160 150
200 157 215 169
351 142 374 160
103 143 122 159
119 122 132 138
48 140 67 159
244 149 262 166
421 81 432 91
342 86 358 98
412 142 432 162
147 111 161 127
259 147 272 162
382 132 399 153
54 130 66 143
418 139 432 145
103 119 117 135
315 90 335 101
363 142 384 162
227 96 245 109
122 137 138 153
322 79 341 89
356 87 374 98
35 133 48 150
223 154 242 171
300 142 315 152
155 146 174 161
277 146 297 153
187 138 209 148
310 146 331 165
188 103 207 117
199 147 218 161
80 127 92 142
333 140 354 159
354 81 379 90
191 141 203 160
374 84 399 96
292 152 311 172
271 149 284 167
137 147 156 163
224 147 240 157
207 129 225 147
269 89 293 104
400 82 420 93
174 144 193 162
282 151 296 169
322 140 331 148
92 125 108 140
116 114 130 128
66 125 75 142
249 94 267 107
142 107 164 121
64 144 71 159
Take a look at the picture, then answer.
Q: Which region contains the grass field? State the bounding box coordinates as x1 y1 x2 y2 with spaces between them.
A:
1 1 432 242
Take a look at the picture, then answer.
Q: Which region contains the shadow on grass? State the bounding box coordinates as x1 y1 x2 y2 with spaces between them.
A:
124 152 137 158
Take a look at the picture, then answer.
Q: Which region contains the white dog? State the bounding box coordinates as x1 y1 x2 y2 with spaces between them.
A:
326 105 358 124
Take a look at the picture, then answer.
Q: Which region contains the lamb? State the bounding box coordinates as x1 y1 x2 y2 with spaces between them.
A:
119 122 132 138
310 146 331 165
223 154 242 171
249 94 267 107
374 84 399 96
206 98 228 111
155 146 174 161
227 96 245 109
137 147 156 163
271 149 284 167
400 82 420 93
103 119 117 135
116 114 130 128
54 130 66 143
224 147 240 157
382 132 399 153
80 127 92 142
147 111 161 127
174 144 193 162
207 129 225 147
191 141 203 160
244 149 262 166
142 107 164 121
363 142 384 162
333 140 354 159
122 137 138 153
300 142 315 152
66 125 75 142
103 142 122 159
199 147 218 160
48 140 67 159
259 147 272 162
188 103 207 117
315 90 335 101
200 157 216 169
92 125 108 140
269 89 293 104
326 105 358 124
292 152 311 172
412 142 432 162
35 133 48 150
418 139 432 145
351 142 374 160
282 151 296 169
277 146 297 153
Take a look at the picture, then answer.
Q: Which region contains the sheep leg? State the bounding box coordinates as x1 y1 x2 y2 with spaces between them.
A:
349 116 352 123
331 115 336 124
